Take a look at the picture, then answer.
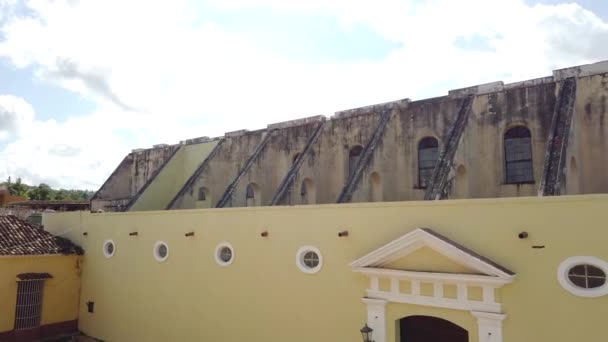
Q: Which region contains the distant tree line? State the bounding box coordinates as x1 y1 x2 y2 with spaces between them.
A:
2 177 95 201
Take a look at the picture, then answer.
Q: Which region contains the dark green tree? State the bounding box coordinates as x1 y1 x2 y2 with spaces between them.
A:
28 183 54 200
9 178 30 197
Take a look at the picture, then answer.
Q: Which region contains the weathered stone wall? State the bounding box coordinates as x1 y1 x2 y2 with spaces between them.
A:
91 145 179 211
570 73 608 194
170 130 267 209
94 61 608 211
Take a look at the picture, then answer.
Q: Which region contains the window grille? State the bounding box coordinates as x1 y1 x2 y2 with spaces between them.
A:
14 279 45 330
418 137 439 188
504 126 533 184
568 264 607 289
303 251 320 268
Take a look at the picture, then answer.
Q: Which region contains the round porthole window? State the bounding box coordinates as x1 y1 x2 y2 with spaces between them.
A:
215 242 235 266
153 241 169 262
558 256 608 297
296 246 323 274
102 240 115 258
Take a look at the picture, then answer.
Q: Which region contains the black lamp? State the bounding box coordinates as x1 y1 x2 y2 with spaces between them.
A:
360 324 374 342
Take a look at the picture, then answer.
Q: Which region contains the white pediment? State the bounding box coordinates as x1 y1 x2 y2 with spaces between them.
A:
350 228 514 281
351 228 514 314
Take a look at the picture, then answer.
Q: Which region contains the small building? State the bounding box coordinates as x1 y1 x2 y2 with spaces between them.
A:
0 187 27 208
6 200 90 212
0 215 83 342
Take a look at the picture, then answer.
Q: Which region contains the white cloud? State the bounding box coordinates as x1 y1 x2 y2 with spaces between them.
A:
0 94 34 140
0 0 606 189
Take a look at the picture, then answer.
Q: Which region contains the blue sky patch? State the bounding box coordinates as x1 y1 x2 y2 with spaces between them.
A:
0 59 96 123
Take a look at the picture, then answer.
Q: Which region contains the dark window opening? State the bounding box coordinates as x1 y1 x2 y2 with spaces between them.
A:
219 247 233 263
300 182 308 197
504 126 534 184
418 137 439 188
198 187 207 201
348 145 364 177
399 315 468 342
246 184 255 199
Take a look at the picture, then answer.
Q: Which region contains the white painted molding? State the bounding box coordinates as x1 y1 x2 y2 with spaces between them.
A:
367 289 502 313
295 245 323 274
557 256 608 297
352 267 514 286
349 228 514 279
102 240 115 259
362 298 387 342
214 242 235 267
471 311 506 342
153 241 169 263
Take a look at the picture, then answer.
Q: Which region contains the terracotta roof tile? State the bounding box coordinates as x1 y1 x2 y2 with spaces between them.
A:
0 215 83 256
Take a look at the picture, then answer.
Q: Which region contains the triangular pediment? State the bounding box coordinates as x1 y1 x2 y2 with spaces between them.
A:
382 246 481 275
350 228 514 279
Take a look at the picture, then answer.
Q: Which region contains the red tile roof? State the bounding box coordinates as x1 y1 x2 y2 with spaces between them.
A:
0 215 83 256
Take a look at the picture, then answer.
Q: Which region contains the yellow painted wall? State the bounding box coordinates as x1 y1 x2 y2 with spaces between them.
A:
44 195 608 342
383 246 479 274
0 255 81 334
129 140 218 211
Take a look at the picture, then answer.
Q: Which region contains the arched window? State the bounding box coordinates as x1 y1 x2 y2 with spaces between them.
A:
198 187 207 201
196 186 211 208
245 183 260 207
418 137 439 188
504 126 533 184
348 145 364 177
246 184 255 199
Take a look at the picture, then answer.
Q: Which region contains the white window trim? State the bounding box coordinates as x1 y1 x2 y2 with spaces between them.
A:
215 242 235 267
153 241 169 263
558 256 608 297
296 246 323 274
102 240 115 258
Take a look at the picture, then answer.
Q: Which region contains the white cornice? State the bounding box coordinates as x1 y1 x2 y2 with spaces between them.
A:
353 267 514 286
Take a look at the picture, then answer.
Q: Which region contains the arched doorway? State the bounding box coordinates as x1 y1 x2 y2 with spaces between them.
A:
399 316 468 342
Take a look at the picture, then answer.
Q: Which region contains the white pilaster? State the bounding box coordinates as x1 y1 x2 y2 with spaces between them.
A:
471 311 506 342
362 298 388 342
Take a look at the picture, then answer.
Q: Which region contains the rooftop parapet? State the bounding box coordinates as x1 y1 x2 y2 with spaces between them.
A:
267 115 326 130
504 76 555 90
332 98 410 119
448 81 504 98
180 136 211 145
553 60 608 80
224 129 249 137
445 59 608 98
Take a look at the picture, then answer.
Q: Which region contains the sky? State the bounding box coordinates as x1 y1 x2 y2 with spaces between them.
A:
0 0 606 190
